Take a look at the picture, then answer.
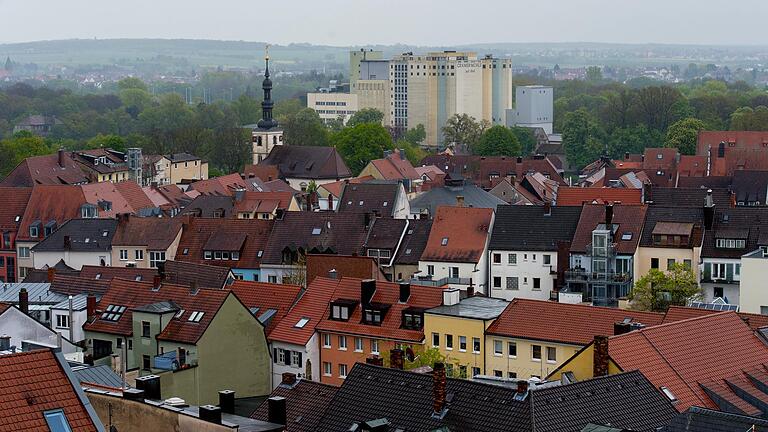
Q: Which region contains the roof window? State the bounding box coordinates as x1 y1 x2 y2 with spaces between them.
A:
621 232 632 241
660 386 677 402
294 317 310 328
188 311 205 322
441 237 448 246
43 409 72 432
312 228 322 235
101 305 126 321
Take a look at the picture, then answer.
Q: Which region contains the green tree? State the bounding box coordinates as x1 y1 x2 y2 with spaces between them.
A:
474 125 521 156
630 263 700 312
347 108 384 127
664 117 706 155
403 124 426 146
117 77 148 92
282 108 328 146
395 139 428 165
510 126 537 156
231 94 261 125
85 134 127 152
0 132 52 177
442 113 484 150
119 88 153 118
332 123 393 174
586 66 603 82
561 108 605 169
137 93 195 154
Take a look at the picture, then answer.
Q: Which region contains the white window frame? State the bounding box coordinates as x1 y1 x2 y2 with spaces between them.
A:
354 337 363 352
338 335 347 350
119 249 128 260
323 333 331 348
532 344 542 362
493 340 503 356
546 346 557 363
508 341 517 358
323 362 332 376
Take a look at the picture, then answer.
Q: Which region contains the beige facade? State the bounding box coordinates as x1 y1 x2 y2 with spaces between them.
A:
112 230 182 269
634 246 700 281
97 170 131 183
349 49 383 92
738 250 768 314
252 128 283 164
167 159 208 184
484 335 582 380
307 92 358 125
357 80 390 125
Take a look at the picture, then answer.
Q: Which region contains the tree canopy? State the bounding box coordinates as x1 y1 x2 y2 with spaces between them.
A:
629 263 701 312
664 117 707 155
332 123 393 175
347 108 384 127
474 125 521 156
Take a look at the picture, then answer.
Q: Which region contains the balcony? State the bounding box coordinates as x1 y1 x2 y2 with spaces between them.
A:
564 269 631 285
409 276 473 287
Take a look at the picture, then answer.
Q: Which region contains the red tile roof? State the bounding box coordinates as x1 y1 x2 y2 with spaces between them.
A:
268 277 339 346
189 173 247 196
243 164 281 182
81 182 137 217
607 312 768 412
556 187 643 206
306 254 384 286
229 280 302 336
17 185 88 242
112 215 183 250
113 181 154 211
486 299 664 345
315 277 445 342
78 265 157 283
83 278 229 344
175 217 273 269
319 176 373 199
233 191 294 214
0 152 89 187
421 206 493 263
369 152 420 180
697 131 768 156
677 155 708 177
0 349 101 431
662 306 768 330
570 204 648 254
0 187 31 230
50 274 112 297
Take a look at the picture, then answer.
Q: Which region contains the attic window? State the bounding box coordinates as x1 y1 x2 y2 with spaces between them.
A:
656 153 663 159
294 317 310 328
312 228 322 235
441 237 449 246
95 274 102 279
407 229 413 235
102 231 108 237
347 201 352 205
660 386 677 402
174 309 185 319
405 248 412 255
257 250 264 257
621 232 632 241
188 311 205 322
359 201 364 206
14 216 20 222
84 238 91 243
101 305 126 321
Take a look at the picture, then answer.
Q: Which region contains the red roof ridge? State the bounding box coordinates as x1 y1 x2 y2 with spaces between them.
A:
612 310 737 339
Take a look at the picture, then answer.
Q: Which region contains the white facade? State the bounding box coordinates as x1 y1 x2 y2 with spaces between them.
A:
50 301 89 343
488 250 557 301
270 334 320 388
0 306 80 354
701 258 742 306
252 128 284 164
285 177 348 193
32 250 110 271
739 250 768 314
307 92 359 125
508 85 553 135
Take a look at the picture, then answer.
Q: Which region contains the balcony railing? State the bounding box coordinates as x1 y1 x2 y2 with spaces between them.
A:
584 242 617 258
410 276 473 287
564 269 632 285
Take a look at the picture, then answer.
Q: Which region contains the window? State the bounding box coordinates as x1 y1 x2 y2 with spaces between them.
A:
449 267 459 279
651 258 659 269
142 355 151 370
509 253 517 265
508 372 517 379
459 336 467 351
494 370 503 377
716 238 746 249
506 277 519 290
116 338 123 349
55 314 69 329
149 251 166 268
141 321 150 338
371 339 379 354
472 337 480 353
135 250 144 261
546 346 557 363
204 251 212 259
532 254 537 262
364 308 383 324
119 249 128 260
667 258 675 270
188 311 204 322
432 333 440 347
268 275 278 283
354 337 363 352
446 334 453 350
339 364 348 378
532 345 542 361
493 276 501 288
714 287 724 299
323 334 331 348
427 265 434 276
19 247 29 258
533 278 541 290
683 259 692 269
712 263 727 280
277 348 286 364
508 341 517 357
128 339 132 350
492 253 501 264
43 410 73 432
323 362 332 376
494 340 503 356
471 367 480 377
81 205 97 218
338 335 347 350
29 226 39 238
331 304 350 320
291 351 301 367
441 237 448 246
543 254 551 265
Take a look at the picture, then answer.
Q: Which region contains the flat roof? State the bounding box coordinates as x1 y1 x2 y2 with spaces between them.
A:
426 296 508 320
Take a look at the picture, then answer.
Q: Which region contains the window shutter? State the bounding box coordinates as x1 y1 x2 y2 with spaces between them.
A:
283 349 291 366
273 348 277 364
703 263 711 281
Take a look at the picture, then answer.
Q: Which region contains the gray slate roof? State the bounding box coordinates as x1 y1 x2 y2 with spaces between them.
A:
0 283 65 305
489 205 582 251
661 406 768 432
70 363 125 388
31 218 118 252
409 184 506 216
426 296 509 320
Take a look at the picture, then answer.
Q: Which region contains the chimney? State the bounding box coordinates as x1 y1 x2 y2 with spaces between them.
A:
399 282 410 303
624 151 630 161
0 335 10 351
516 156 523 163
613 321 631 336
63 235 71 249
456 195 465 207
281 372 297 386
218 390 235 414
604 203 614 228
718 141 725 158
122 388 145 401
152 275 162 290
328 269 338 279
135 374 161 400
199 405 222 424
516 379 529 395
18 288 28 315
267 396 287 426
390 349 404 370
86 294 97 320
466 284 474 298
432 362 447 416
704 189 715 230
593 335 609 377
543 201 552 216
442 288 460 306
47 267 56 283
189 280 198 295
361 279 376 307
327 194 334 211
58 148 65 168
156 261 166 280
366 356 384 366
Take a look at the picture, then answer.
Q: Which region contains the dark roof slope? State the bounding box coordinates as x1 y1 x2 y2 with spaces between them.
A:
79 265 157 283
50 274 111 297
394 218 432 265
261 146 352 179
1 152 89 187
530 371 678 432
163 260 231 290
315 363 530 432
409 183 506 216
31 218 118 252
337 182 401 216
647 187 731 208
180 195 235 218
676 176 732 189
112 215 183 250
490 205 582 251
571 204 647 254
731 170 768 204
175 218 273 269
701 207 768 258
251 379 338 432
363 217 408 251
662 406 768 432
639 207 705 248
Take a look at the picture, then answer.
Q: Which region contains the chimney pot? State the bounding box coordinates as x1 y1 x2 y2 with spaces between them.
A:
399 282 410 303
604 203 614 228
58 148 65 168
456 195 465 207
466 285 474 298
134 374 161 400
267 396 287 426
361 279 376 307
218 390 235 414
47 267 56 283
18 288 28 315
199 405 222 424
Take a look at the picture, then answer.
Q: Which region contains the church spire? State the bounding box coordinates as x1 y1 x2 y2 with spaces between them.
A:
257 44 278 130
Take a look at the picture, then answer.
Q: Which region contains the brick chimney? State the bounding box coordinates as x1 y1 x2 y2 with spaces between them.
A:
456 195 465 207
58 148 65 168
281 372 297 386
593 335 609 377
704 189 715 230
390 349 404 370
86 294 97 320
18 288 28 315
47 267 56 283
432 362 447 416
152 275 161 290
366 356 384 366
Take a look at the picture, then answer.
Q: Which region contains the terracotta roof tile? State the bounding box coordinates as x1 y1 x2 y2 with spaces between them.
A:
17 185 88 242
79 265 157 283
486 298 664 345
242 164 281 182
261 146 352 179
163 260 231 290
556 187 643 206
229 280 302 336
175 218 273 269
0 349 100 431
113 181 154 211
188 173 247 196
0 187 31 230
233 191 294 214
421 206 493 263
50 274 111 297
570 204 647 254
663 306 768 330
306 254 383 286
112 215 182 250
268 277 339 346
1 152 89 187
369 152 419 180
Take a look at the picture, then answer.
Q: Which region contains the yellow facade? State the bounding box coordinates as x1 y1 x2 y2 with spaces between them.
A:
484 336 582 380
424 313 492 377
546 343 623 382
357 79 390 125
633 246 700 281
98 170 130 183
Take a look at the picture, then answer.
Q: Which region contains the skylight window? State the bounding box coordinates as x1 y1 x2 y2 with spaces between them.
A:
359 200 364 206
383 201 388 207
311 228 322 235
257 250 264 257
294 317 310 328
660 386 677 402
102 231 108 237
182 248 189 255
441 237 449 246
101 305 126 321
405 248 412 255
14 215 20 222
175 309 186 319
43 410 72 432
407 229 413 235
188 311 205 322
621 232 633 241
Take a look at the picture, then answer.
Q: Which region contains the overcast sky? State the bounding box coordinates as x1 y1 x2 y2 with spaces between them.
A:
1 0 766 46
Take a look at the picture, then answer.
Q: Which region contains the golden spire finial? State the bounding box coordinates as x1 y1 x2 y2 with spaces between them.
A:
265 44 270 61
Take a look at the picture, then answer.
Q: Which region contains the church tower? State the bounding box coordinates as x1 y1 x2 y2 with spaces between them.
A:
252 45 283 164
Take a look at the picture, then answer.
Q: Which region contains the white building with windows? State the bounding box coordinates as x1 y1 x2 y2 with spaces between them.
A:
488 205 582 301
307 91 359 125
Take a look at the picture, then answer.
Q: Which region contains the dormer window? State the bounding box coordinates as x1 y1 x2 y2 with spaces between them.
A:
188 311 205 322
29 224 40 238
81 204 97 219
402 308 424 330
363 308 383 325
716 238 746 249
330 301 355 321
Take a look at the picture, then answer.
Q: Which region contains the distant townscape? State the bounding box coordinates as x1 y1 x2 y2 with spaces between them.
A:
0 45 767 432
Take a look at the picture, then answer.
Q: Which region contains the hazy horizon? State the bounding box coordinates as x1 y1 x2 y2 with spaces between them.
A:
2 0 767 47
